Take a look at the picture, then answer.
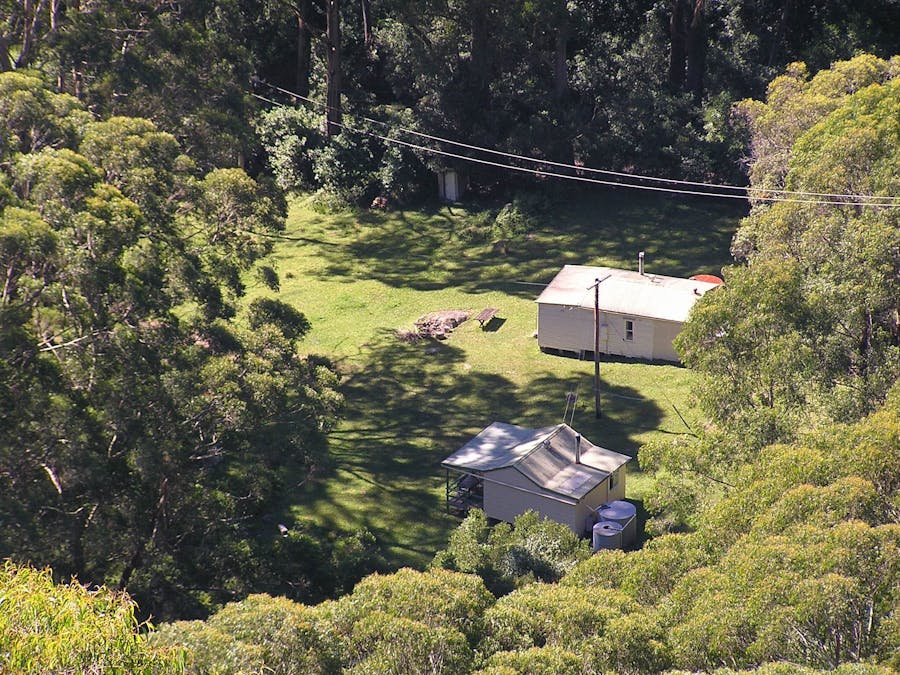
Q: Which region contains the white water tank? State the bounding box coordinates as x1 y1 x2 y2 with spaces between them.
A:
592 521 624 551
597 500 637 548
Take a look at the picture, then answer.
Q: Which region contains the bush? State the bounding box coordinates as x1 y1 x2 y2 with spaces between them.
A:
480 582 635 655
433 510 591 596
322 567 494 643
151 593 340 674
346 611 474 674
0 561 184 674
476 646 587 675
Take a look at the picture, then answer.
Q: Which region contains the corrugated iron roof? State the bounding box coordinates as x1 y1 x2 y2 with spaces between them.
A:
535 265 720 323
442 422 631 500
441 422 558 472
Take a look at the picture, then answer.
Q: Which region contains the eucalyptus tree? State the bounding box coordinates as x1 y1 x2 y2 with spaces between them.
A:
680 55 899 439
0 71 343 619
0 561 186 673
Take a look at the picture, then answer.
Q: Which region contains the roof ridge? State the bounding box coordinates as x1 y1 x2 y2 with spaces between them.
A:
514 424 564 463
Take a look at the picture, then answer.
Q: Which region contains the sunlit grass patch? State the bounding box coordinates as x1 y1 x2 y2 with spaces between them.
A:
245 187 743 567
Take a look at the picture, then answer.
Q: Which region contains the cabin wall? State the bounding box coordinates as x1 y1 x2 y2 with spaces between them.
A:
608 466 626 501
537 305 664 361
483 468 579 531
652 320 683 361
576 479 610 534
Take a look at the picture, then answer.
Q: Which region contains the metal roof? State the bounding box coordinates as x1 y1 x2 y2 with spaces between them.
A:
442 422 631 500
535 265 720 323
441 422 558 472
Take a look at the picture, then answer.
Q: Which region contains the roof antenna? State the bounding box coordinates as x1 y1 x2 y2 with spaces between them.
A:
564 391 578 426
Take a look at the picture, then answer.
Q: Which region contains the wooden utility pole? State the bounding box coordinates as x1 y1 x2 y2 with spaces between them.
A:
590 275 611 419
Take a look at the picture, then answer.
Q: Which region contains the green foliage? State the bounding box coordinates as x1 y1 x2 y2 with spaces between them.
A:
0 71 91 159
551 394 899 672
475 646 587 675
665 522 899 670
254 105 321 193
151 621 267 674
346 611 474 674
0 73 343 620
151 593 340 674
247 297 311 341
322 567 494 643
480 582 635 655
492 200 535 241
590 608 672 674
12 148 99 222
655 55 900 534
712 56 900 429
252 526 383 605
676 259 820 447
0 561 184 673
433 510 591 596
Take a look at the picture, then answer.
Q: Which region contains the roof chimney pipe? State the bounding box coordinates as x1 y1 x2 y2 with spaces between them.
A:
575 433 582 464
638 251 645 275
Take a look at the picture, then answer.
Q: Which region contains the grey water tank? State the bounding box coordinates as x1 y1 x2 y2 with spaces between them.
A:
592 520 624 552
597 500 637 548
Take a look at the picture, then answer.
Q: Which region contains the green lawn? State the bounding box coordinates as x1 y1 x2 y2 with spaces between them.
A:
249 187 745 568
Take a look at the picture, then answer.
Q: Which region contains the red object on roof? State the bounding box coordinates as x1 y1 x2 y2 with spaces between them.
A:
690 274 724 285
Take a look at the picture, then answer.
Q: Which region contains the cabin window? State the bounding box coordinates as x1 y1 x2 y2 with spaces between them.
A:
624 319 634 341
609 469 617 490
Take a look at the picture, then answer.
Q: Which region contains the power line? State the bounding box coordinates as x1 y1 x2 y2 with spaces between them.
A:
287 84 896 203
252 85 900 208
263 82 900 203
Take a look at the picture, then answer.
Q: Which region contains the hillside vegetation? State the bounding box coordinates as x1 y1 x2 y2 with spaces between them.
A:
8 389 893 673
0 0 897 669
249 186 743 567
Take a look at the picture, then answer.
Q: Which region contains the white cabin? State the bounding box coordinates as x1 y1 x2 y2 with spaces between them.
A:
442 422 630 535
535 265 720 362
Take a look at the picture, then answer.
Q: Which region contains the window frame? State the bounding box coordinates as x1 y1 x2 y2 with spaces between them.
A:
624 319 634 342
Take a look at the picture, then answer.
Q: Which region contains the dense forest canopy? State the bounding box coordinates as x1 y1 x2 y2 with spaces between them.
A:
0 0 898 671
0 71 356 619
6 388 897 672
2 0 898 194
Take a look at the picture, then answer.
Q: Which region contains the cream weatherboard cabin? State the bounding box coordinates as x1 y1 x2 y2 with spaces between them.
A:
442 422 630 535
535 263 721 362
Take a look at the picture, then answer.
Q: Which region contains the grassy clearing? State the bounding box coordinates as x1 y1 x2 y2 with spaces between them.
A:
249 187 744 568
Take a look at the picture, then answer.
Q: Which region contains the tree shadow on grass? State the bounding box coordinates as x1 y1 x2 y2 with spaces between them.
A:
287 329 668 569
300 187 745 296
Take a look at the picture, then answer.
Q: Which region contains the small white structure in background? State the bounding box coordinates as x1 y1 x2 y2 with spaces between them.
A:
535 258 722 362
437 169 465 202
442 422 630 535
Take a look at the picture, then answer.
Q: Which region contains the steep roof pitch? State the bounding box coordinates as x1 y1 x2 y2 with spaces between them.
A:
535 264 720 323
442 422 630 500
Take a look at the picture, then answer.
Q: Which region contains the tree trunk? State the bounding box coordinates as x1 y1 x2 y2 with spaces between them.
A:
767 0 792 67
361 0 372 44
668 0 686 89
16 0 50 69
325 0 342 136
469 1 489 92
0 36 12 72
50 0 61 31
553 5 569 101
296 3 312 97
685 0 706 103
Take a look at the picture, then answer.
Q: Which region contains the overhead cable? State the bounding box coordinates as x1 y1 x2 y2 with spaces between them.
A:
261 82 900 204
251 87 900 208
